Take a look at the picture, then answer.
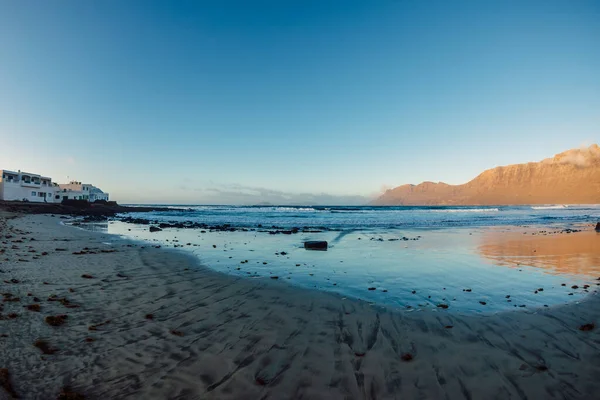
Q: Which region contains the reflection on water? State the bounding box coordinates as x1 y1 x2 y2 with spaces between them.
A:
74 220 599 314
478 229 600 277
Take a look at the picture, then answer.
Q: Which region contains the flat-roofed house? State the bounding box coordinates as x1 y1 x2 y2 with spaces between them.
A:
0 169 61 203
58 181 109 202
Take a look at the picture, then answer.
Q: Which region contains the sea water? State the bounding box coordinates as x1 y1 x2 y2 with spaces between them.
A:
81 205 600 313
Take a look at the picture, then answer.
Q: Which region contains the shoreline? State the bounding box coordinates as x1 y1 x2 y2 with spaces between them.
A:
80 217 600 315
1 212 599 399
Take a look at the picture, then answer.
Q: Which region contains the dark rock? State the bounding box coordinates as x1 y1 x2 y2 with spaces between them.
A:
149 226 162 233
579 323 595 331
0 368 18 398
596 222 600 231
33 339 57 355
45 314 68 326
255 377 268 386
304 241 328 251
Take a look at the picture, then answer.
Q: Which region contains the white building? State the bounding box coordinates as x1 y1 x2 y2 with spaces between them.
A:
0 170 61 203
89 186 110 202
58 181 109 202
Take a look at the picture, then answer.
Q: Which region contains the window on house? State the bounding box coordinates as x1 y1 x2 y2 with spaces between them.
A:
31 191 36 196
55 195 60 200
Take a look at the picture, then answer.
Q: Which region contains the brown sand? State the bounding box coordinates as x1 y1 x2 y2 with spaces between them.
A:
0 212 599 399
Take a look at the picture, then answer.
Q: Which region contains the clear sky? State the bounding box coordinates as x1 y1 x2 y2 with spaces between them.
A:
0 0 598 204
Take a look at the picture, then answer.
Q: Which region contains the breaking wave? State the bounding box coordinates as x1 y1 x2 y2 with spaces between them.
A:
431 208 499 213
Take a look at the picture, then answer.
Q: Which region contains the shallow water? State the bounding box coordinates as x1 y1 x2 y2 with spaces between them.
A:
79 204 600 314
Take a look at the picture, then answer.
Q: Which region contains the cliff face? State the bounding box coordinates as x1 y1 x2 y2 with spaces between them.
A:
374 145 600 205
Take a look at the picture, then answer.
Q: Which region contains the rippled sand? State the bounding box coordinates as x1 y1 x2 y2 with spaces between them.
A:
1 213 599 399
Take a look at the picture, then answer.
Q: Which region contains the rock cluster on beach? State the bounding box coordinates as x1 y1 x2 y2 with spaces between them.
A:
121 216 331 235
0 199 173 218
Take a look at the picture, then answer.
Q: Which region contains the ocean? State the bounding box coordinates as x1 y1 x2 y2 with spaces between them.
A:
79 205 600 314
121 204 600 230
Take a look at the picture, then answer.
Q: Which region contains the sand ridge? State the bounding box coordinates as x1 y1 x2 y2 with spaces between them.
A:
0 213 599 399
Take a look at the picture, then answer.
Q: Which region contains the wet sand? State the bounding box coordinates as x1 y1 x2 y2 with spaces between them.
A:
478 226 600 275
1 212 599 399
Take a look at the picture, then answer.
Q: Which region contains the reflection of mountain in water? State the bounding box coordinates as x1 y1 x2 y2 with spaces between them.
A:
478 229 600 276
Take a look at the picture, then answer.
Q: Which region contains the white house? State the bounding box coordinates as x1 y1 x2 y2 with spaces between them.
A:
0 170 62 203
58 181 109 202
89 186 109 202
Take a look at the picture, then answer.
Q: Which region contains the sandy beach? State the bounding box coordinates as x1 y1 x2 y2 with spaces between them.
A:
1 212 600 399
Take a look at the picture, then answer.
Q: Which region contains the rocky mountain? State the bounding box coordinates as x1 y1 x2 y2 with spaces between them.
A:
374 144 600 205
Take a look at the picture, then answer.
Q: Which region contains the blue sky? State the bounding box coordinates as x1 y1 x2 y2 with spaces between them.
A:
0 0 598 204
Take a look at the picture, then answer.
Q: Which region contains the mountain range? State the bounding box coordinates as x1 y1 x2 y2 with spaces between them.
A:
374 144 600 205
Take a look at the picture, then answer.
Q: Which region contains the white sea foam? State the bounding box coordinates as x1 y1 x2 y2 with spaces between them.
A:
531 205 567 210
432 208 499 213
